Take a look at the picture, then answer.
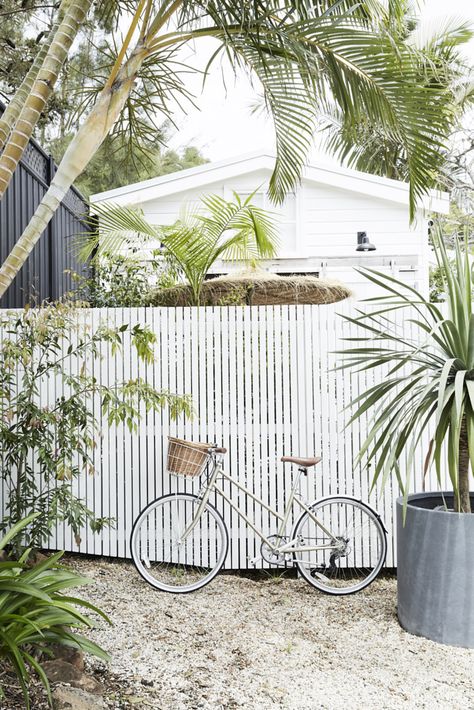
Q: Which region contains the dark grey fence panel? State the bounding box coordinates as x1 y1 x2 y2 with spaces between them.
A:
0 104 91 307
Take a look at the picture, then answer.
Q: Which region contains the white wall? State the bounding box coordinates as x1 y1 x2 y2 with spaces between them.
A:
106 168 429 299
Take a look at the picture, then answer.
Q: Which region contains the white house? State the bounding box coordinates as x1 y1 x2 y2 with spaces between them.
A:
91 152 450 299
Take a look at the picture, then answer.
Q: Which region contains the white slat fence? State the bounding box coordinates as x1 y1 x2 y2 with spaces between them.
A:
1 304 447 567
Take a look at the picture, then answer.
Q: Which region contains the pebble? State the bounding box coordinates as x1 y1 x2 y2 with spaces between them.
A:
66 558 474 710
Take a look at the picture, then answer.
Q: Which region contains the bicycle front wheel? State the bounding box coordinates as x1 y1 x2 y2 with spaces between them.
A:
293 496 387 595
130 493 228 593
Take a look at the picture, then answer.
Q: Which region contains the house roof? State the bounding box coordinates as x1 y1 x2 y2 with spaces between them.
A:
90 151 450 214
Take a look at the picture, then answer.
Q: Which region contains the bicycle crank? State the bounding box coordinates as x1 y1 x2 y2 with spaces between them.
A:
260 535 289 565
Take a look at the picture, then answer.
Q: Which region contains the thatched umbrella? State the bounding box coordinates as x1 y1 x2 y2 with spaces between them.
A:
149 271 352 307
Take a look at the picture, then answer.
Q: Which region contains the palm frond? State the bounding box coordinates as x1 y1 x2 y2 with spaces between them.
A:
82 193 279 305
339 224 474 512
80 202 159 260
139 1 467 214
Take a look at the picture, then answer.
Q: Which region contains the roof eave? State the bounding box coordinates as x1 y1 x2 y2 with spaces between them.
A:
90 151 450 214
90 151 274 204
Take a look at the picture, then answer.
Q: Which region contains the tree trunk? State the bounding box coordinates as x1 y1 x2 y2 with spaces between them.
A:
0 13 62 151
456 417 471 513
0 0 92 199
0 46 148 298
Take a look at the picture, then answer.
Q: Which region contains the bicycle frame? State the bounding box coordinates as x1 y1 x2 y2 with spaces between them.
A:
181 453 340 566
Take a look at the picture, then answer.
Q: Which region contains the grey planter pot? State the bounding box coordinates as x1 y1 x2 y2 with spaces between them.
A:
396 492 474 648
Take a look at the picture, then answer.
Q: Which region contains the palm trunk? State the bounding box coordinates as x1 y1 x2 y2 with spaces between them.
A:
0 0 91 199
0 11 63 151
457 417 471 513
0 46 148 298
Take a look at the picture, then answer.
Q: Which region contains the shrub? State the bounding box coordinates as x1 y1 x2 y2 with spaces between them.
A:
0 514 109 709
67 253 179 307
340 228 474 513
0 302 192 553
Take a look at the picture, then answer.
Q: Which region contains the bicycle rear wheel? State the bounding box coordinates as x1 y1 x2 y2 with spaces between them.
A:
130 493 228 593
293 496 387 595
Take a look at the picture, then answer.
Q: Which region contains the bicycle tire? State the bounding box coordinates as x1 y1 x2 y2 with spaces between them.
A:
130 493 229 593
292 496 387 595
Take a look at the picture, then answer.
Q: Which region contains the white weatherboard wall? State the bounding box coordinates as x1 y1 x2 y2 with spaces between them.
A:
91 153 450 300
8 303 445 569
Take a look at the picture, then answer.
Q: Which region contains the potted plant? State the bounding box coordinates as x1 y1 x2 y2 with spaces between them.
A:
339 228 474 647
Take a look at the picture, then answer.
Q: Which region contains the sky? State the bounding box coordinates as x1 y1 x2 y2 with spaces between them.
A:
168 0 474 162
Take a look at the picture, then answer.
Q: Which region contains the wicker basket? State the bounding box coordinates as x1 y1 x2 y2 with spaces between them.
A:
167 437 211 477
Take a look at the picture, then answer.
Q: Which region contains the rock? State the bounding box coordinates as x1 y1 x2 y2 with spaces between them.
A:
42 660 104 694
52 686 107 710
73 674 105 695
26 550 49 567
43 660 82 684
51 642 85 672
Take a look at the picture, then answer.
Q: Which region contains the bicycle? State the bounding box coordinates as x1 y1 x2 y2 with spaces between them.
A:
130 437 387 595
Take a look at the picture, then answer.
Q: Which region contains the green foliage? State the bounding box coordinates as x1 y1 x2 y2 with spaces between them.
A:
316 12 473 196
67 254 179 307
0 2 208 198
0 514 109 710
339 224 474 513
429 262 451 303
180 0 461 214
83 192 279 305
435 202 474 244
0 302 192 552
154 146 210 176
213 284 250 307
429 206 474 302
68 255 167 308
49 133 208 198
0 2 138 141
68 258 153 307
0 1 42 101
5 0 466 218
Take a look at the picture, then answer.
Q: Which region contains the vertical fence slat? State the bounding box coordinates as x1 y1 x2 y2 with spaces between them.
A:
1 303 444 568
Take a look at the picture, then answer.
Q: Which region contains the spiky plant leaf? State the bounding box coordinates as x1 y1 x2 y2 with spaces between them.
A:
339 224 474 513
0 517 110 709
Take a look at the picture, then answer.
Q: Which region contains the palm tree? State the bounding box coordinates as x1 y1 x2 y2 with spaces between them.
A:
84 192 279 305
316 14 474 184
0 0 94 197
0 0 464 297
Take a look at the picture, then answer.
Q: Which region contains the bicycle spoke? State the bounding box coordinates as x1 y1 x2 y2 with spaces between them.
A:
131 494 228 593
293 497 386 595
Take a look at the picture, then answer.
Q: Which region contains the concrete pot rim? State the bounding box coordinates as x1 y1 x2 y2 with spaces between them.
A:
396 492 474 517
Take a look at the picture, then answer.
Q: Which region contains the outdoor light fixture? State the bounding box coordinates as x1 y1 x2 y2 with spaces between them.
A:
356 231 376 252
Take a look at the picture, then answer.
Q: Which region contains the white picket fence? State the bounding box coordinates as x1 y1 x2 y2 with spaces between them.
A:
2 303 444 567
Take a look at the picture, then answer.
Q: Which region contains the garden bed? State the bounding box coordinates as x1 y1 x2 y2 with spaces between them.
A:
68 557 474 709
4 556 474 709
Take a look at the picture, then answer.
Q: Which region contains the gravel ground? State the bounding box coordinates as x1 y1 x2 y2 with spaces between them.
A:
63 556 474 710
